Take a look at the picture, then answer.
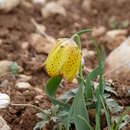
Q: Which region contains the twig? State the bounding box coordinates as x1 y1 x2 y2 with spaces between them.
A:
11 103 49 117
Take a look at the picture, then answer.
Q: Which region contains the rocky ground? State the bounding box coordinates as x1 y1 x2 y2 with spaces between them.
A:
0 0 130 130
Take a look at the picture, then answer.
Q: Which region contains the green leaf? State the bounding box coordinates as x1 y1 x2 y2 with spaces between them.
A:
58 88 78 103
93 39 104 94
85 67 100 99
101 45 106 66
100 95 111 130
36 112 48 120
33 121 48 130
46 76 62 97
87 67 101 80
95 87 101 130
104 85 118 96
9 62 19 75
106 98 122 114
46 76 69 110
66 81 90 130
77 115 93 130
85 76 93 99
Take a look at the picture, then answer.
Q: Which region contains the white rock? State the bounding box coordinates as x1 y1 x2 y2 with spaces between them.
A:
0 60 12 75
41 2 66 18
104 37 130 80
0 60 23 75
0 39 3 45
82 49 96 58
0 0 20 12
0 116 11 130
57 0 71 7
105 29 127 50
0 80 8 88
21 0 33 8
21 41 29 50
0 93 10 109
32 0 46 5
72 78 78 84
16 82 31 90
82 0 92 12
29 33 54 54
18 74 32 82
92 26 106 37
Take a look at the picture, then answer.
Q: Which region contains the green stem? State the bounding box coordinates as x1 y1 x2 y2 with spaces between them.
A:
72 34 83 80
71 29 91 80
75 29 92 36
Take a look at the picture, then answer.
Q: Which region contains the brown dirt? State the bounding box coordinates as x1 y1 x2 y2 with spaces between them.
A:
0 0 130 130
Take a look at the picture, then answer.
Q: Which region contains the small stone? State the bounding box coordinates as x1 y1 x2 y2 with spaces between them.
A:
72 78 78 84
41 2 66 18
82 49 96 58
35 95 44 101
21 0 33 8
16 82 31 90
104 37 130 80
0 0 20 12
82 0 92 12
117 0 126 5
0 39 3 45
18 75 32 82
57 0 71 7
32 0 46 5
0 116 11 130
29 33 54 54
92 26 106 37
105 29 128 50
0 93 10 109
0 80 8 88
34 87 43 94
0 60 12 75
21 41 29 50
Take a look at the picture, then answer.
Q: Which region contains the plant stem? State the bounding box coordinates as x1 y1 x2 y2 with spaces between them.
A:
72 34 83 80
71 29 91 80
75 29 92 36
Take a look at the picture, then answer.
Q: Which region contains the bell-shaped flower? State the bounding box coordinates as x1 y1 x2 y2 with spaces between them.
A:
45 38 81 82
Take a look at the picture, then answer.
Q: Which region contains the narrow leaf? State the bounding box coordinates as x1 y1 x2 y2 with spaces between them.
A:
46 76 69 110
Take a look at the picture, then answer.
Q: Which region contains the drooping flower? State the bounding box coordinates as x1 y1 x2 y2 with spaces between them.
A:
45 38 81 82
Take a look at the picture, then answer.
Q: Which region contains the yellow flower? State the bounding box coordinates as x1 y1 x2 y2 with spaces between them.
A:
45 38 81 82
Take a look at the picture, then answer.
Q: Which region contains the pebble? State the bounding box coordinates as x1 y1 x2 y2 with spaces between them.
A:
21 41 29 50
16 82 31 90
18 74 32 82
92 26 106 37
0 60 13 75
82 49 96 58
105 29 128 50
0 0 20 12
104 37 130 80
41 2 66 18
0 93 10 109
29 33 54 54
32 0 46 5
0 116 11 130
0 80 8 88
82 0 92 12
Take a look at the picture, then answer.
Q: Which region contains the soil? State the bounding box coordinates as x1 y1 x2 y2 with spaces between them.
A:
0 0 130 130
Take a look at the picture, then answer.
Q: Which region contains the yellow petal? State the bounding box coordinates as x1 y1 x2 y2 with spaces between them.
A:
61 44 81 82
45 38 81 82
45 39 68 76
